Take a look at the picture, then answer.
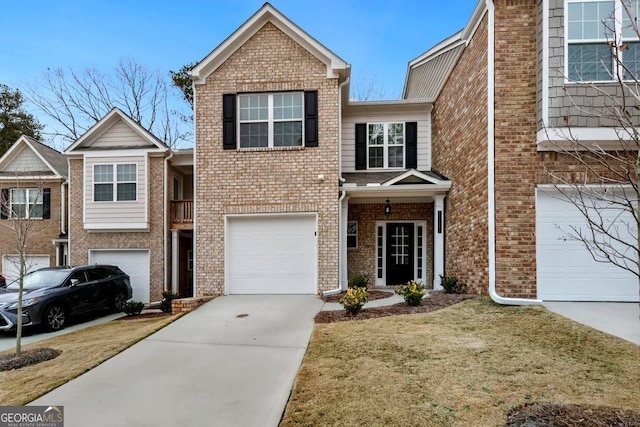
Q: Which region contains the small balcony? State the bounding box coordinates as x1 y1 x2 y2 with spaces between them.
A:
170 200 193 230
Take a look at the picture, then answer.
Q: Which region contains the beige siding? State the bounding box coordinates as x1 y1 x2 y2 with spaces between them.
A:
89 119 153 149
83 155 147 227
342 111 431 172
4 146 49 173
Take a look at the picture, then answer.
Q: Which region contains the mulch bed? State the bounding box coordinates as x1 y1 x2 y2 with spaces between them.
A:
322 290 394 303
506 403 640 426
116 312 172 321
0 348 61 372
315 292 475 323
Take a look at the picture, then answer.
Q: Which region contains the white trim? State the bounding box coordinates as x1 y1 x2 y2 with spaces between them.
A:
486 0 541 305
408 32 465 69
171 230 179 294
344 184 452 199
462 0 489 43
224 212 319 295
82 149 166 158
542 0 550 127
85 223 149 231
382 169 447 186
537 126 640 149
433 195 445 290
0 175 64 181
190 3 349 84
0 135 64 177
60 182 66 234
91 162 139 203
65 108 168 153
192 81 198 298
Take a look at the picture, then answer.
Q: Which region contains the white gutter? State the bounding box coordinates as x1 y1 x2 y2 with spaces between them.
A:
323 77 351 297
486 0 541 305
60 181 67 234
163 150 174 292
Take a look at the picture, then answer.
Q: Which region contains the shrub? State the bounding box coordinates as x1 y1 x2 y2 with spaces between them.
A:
439 275 468 294
339 288 369 315
160 291 179 313
396 280 427 306
123 301 145 316
348 273 370 289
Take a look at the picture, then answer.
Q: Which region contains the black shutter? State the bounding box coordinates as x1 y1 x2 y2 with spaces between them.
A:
355 123 367 170
42 188 51 219
304 91 318 147
0 189 8 219
222 94 237 150
405 122 418 169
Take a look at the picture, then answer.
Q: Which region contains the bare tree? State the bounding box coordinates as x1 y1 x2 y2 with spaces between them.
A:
544 0 640 305
0 180 49 355
25 58 191 148
350 74 391 101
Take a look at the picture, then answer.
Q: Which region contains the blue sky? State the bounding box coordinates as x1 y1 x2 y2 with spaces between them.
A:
1 0 478 146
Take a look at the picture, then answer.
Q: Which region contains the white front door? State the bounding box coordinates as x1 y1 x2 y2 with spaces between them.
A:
226 214 317 294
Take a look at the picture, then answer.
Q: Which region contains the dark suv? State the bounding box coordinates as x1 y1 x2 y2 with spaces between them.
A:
0 265 132 332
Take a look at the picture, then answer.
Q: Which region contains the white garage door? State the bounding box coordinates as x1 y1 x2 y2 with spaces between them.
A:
536 189 638 302
89 250 150 303
2 255 50 283
227 214 317 294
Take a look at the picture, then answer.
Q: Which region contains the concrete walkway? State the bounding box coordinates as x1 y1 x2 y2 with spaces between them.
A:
544 302 640 345
321 290 403 311
32 295 324 427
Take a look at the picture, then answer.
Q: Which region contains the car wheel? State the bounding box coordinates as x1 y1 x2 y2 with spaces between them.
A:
44 304 67 332
112 292 127 312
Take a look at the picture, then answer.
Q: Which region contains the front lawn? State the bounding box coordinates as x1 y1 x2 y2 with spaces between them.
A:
0 314 179 405
281 298 640 426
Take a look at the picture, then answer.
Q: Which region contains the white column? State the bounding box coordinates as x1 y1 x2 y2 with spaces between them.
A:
433 195 445 290
340 196 350 290
171 230 179 294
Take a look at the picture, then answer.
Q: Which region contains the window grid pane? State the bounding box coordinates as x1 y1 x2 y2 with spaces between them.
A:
117 183 136 201
94 183 113 202
568 43 613 81
239 95 268 121
623 0 640 39
274 121 303 147
377 226 384 279
94 165 113 183
117 164 136 183
273 93 303 120
239 123 269 148
568 1 614 41
623 41 640 78
368 124 384 145
369 147 384 168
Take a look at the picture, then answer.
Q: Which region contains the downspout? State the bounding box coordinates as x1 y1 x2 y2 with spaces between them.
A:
323 76 351 297
486 0 541 305
60 181 67 235
163 150 174 292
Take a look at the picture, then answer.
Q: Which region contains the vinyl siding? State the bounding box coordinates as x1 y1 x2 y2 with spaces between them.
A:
83 155 147 226
4 146 49 173
342 111 431 172
88 119 155 149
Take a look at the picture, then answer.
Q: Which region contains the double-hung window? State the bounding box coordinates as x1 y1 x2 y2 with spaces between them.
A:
238 92 304 148
367 123 405 169
10 188 42 219
94 164 137 202
567 0 640 81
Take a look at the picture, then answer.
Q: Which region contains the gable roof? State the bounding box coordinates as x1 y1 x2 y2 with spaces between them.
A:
65 108 168 153
403 0 487 101
0 135 67 178
342 169 450 187
190 2 350 84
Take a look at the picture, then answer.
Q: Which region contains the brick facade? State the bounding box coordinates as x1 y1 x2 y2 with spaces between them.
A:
68 156 166 302
347 203 434 287
0 180 64 272
194 23 340 296
431 16 489 295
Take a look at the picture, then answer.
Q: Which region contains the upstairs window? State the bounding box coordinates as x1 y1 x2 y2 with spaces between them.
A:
94 164 137 202
238 92 304 148
567 0 640 81
10 188 43 219
367 123 405 169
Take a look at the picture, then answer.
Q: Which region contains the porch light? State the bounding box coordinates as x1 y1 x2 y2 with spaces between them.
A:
384 199 391 216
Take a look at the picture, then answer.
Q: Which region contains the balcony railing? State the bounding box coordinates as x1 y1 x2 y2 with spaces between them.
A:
171 200 193 229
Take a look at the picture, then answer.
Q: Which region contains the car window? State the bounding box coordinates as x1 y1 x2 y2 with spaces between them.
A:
87 268 110 281
66 271 88 286
7 270 70 290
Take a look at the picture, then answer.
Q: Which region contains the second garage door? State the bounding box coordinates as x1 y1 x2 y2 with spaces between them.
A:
89 249 150 303
536 189 638 302
227 214 317 294
1 255 50 283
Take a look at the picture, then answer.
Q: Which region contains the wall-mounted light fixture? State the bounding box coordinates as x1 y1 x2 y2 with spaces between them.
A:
384 198 391 216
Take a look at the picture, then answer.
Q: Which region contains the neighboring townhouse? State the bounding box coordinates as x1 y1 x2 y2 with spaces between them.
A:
64 108 194 303
405 0 639 302
0 135 68 281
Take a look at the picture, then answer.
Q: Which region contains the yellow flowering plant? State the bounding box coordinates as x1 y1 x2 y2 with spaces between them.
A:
339 287 369 315
396 280 426 306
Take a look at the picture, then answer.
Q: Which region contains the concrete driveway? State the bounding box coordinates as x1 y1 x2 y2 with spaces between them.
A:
32 295 324 427
544 302 639 345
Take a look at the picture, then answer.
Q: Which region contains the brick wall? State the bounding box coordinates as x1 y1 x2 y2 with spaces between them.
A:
431 16 489 295
68 156 166 302
0 180 63 271
347 203 434 287
194 23 340 296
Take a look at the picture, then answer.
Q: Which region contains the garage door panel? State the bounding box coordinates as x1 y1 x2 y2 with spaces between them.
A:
227 215 317 294
89 250 150 303
2 255 50 283
536 190 638 302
